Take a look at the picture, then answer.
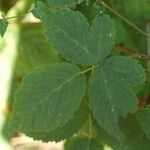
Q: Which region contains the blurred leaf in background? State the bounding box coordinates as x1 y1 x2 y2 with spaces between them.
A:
2 22 62 140
0 19 8 37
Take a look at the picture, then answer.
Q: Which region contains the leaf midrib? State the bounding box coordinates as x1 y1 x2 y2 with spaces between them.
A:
44 71 81 101
100 69 118 120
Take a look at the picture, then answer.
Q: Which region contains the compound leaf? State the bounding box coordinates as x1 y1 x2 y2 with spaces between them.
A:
42 10 115 65
0 19 8 37
89 56 145 138
8 63 86 139
136 106 150 141
65 136 103 150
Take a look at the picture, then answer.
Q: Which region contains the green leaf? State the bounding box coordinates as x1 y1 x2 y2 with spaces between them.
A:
47 0 76 8
136 106 150 141
113 18 126 44
94 121 120 149
65 136 103 150
89 56 145 138
77 1 104 25
119 114 150 150
0 19 8 37
95 113 150 150
42 10 115 65
22 98 88 142
32 1 50 20
8 63 86 139
42 9 94 65
87 13 116 62
16 23 61 76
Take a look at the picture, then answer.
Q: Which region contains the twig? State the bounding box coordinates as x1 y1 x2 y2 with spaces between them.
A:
4 11 32 20
147 22 150 73
114 45 150 60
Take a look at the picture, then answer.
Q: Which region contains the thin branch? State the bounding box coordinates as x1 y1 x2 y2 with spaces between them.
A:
96 0 150 37
147 22 150 72
2 10 32 21
114 45 150 60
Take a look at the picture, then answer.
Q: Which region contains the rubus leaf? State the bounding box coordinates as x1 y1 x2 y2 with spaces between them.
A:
94 121 120 149
32 1 50 20
136 106 150 141
95 114 150 150
8 63 86 138
42 9 94 65
119 114 150 150
0 19 8 37
89 56 145 138
87 13 116 62
65 136 103 150
41 9 115 65
21 98 88 142
113 18 126 44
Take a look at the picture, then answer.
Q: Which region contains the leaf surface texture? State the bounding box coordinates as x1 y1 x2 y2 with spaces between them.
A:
41 10 115 65
89 56 145 137
8 63 86 138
